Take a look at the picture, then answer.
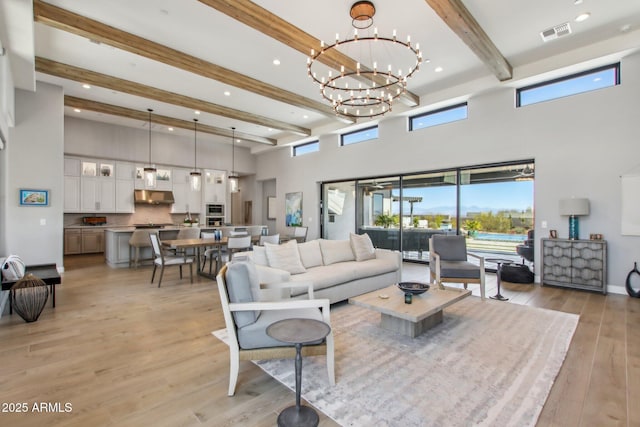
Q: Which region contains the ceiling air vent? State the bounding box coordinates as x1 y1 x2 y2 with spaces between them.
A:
540 22 572 42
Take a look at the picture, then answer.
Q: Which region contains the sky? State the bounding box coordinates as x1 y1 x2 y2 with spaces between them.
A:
398 181 534 216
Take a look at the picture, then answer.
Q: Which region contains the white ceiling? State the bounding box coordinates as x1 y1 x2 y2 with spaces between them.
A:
2 0 640 150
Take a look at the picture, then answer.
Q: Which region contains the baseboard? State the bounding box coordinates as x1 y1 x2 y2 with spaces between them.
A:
607 285 627 295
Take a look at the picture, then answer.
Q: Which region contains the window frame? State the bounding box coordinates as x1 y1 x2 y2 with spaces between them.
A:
409 102 468 132
340 126 379 146
516 63 620 107
292 140 320 157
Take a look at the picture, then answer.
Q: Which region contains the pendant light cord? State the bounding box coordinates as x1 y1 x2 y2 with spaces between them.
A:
193 119 198 169
147 108 153 165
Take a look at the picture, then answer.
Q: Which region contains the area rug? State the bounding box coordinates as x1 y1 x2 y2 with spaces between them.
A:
213 298 579 427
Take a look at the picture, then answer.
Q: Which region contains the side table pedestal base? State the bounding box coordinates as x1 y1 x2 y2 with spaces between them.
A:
277 405 319 427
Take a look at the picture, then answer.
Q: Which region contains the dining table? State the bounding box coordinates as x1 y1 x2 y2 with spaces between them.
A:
161 235 259 279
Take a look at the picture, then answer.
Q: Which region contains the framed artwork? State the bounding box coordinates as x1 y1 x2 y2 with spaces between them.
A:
20 189 49 206
549 229 558 238
285 192 303 226
267 196 277 220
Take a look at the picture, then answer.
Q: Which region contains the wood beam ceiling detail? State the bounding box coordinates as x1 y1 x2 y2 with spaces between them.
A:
65 96 277 146
425 0 512 81
36 57 309 137
198 0 421 107
33 0 348 128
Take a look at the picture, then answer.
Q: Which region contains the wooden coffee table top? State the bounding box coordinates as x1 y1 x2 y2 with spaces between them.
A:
348 284 471 323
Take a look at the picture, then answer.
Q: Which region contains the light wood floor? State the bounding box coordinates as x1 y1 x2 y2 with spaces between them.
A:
0 255 637 426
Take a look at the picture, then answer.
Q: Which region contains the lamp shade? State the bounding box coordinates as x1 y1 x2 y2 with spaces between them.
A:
559 198 590 216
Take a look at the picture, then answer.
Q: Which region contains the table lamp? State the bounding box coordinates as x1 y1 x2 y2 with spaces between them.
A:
559 198 590 240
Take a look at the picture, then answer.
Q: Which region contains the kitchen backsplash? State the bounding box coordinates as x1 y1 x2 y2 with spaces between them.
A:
64 205 199 227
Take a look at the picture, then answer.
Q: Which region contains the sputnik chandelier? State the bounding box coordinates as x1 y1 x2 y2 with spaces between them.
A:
307 1 423 118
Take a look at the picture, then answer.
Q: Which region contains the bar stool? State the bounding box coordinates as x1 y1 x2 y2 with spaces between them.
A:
129 229 155 268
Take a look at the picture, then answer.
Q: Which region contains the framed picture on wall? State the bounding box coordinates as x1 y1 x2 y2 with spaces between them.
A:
20 189 49 206
267 196 276 220
285 192 303 226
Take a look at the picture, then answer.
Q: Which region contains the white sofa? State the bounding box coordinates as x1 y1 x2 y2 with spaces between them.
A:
242 234 402 304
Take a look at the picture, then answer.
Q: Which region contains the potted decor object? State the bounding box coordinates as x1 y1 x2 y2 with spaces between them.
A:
11 274 49 322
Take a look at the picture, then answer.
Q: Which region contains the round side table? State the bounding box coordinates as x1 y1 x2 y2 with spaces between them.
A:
266 318 331 427
486 258 511 301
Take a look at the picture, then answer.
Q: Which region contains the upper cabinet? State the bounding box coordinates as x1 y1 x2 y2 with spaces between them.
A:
171 167 202 214
115 161 135 213
64 158 81 212
135 165 172 191
203 169 227 204
80 160 115 213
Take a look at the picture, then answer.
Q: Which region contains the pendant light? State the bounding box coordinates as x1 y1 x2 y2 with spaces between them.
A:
229 126 239 193
190 118 202 191
143 108 157 188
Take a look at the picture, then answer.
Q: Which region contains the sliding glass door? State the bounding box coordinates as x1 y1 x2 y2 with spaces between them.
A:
320 160 534 263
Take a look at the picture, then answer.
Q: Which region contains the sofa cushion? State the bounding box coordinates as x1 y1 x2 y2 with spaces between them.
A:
225 260 261 328
251 245 269 266
237 307 323 349
298 240 323 268
350 232 375 261
265 240 306 274
432 235 468 261
319 239 355 265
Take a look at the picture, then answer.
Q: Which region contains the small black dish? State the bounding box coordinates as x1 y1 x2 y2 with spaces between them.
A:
397 282 430 295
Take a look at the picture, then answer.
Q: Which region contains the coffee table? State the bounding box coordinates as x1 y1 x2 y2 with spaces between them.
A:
349 284 471 338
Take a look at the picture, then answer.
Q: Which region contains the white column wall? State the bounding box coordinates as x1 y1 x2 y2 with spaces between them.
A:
5 82 64 267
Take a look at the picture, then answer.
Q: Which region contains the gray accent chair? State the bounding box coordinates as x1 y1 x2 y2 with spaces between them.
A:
216 260 335 396
429 235 486 299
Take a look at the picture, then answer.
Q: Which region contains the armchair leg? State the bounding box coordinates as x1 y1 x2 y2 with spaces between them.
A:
228 353 239 396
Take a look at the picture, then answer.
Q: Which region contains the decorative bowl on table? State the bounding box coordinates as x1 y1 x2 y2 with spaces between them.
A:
397 282 430 295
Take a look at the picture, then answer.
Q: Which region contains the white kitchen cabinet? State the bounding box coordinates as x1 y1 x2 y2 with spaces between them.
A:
64 157 81 212
134 165 172 190
80 159 115 212
115 162 135 213
203 169 227 204
172 168 202 214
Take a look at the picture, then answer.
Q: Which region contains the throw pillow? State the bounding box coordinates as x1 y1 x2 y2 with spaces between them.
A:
350 232 376 261
225 260 261 328
265 240 306 274
251 246 269 266
319 239 356 265
297 240 323 268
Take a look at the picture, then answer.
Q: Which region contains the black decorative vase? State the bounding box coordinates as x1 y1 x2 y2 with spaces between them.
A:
626 262 640 298
11 274 49 322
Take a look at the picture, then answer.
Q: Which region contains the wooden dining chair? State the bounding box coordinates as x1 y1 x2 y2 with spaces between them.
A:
201 232 220 275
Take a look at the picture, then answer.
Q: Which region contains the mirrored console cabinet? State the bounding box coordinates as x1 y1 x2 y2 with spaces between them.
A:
541 238 607 295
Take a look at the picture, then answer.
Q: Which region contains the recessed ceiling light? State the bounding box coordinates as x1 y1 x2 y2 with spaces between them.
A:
194 110 201 115
621 24 631 33
575 12 590 22
73 108 81 113
82 84 91 89
273 59 281 66
303 115 308 119
434 66 443 73
573 0 583 5
168 127 174 131
224 91 231 96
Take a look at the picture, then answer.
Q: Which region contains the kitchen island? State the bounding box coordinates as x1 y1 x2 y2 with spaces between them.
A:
104 225 267 268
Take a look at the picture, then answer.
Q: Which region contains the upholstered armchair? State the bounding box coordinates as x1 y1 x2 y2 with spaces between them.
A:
429 235 486 299
216 260 335 396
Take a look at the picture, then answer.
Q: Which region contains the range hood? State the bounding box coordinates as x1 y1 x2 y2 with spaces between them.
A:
134 189 175 204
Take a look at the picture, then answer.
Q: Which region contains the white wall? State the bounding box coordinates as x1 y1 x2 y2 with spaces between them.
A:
255 52 640 290
64 116 255 175
4 82 64 267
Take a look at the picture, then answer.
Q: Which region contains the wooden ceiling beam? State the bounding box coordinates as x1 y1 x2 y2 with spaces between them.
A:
32 0 349 125
425 0 512 81
198 0 421 107
37 57 309 137
65 96 277 146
